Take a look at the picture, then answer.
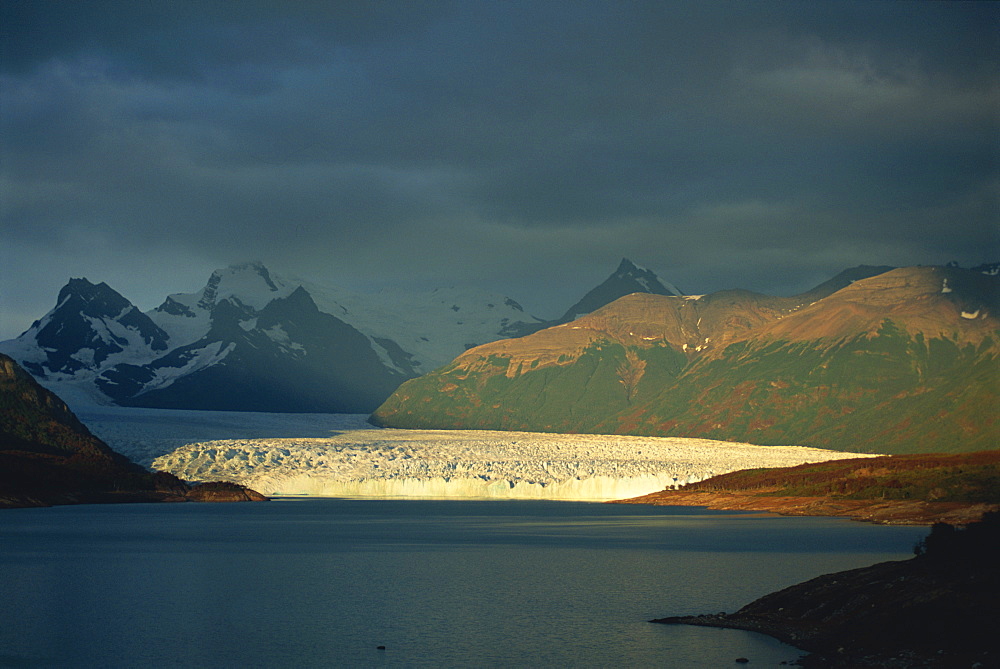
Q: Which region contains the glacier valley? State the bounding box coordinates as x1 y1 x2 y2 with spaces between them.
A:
79 407 869 501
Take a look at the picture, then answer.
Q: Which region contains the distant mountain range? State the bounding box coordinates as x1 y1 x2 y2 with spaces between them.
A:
6 259 998 441
372 264 1000 454
0 259 674 412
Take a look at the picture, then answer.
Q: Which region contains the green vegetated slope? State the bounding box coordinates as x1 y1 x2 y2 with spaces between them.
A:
372 266 999 454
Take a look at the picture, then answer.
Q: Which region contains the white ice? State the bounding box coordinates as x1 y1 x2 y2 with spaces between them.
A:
79 407 871 501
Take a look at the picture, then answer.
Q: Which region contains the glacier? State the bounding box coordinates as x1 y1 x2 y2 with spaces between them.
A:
78 407 869 501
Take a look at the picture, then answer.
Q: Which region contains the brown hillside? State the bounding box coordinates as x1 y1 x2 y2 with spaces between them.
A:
372 264 998 454
756 266 999 345
617 451 1000 525
449 266 997 378
450 289 800 377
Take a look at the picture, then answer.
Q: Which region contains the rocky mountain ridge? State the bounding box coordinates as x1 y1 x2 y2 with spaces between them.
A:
372 264 999 454
0 259 679 412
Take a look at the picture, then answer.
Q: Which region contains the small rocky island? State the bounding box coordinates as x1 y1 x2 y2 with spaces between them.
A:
0 353 267 508
653 512 1000 667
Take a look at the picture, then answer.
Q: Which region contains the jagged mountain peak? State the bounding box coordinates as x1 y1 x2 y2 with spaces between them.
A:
56 278 133 317
1 277 169 381
219 260 280 291
611 257 649 278
557 259 683 324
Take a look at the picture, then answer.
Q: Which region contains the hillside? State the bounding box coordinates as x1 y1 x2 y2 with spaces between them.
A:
0 353 265 508
371 266 1000 454
616 451 1000 525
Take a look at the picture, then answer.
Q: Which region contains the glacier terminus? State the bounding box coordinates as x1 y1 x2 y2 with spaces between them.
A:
80 407 866 501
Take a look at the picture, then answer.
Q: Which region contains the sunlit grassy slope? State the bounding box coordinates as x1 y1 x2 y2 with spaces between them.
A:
373 267 999 455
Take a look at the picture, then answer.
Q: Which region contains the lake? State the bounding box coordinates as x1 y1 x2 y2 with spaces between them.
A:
0 499 926 668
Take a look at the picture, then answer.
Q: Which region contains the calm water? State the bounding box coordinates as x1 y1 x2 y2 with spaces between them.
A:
0 499 926 668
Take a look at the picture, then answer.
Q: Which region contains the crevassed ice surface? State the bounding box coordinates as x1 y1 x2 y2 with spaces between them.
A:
81 407 867 501
152 430 860 500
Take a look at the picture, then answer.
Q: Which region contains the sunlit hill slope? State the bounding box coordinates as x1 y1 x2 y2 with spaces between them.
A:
371 266 999 454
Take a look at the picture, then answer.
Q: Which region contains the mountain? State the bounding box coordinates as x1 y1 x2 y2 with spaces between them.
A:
505 258 687 337
14 278 170 378
371 265 1000 454
101 285 408 412
0 261 542 412
557 258 684 322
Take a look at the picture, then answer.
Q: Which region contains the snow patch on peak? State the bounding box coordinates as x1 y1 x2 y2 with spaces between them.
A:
202 263 296 311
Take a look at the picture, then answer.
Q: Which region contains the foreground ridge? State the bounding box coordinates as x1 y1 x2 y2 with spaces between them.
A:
0 353 267 508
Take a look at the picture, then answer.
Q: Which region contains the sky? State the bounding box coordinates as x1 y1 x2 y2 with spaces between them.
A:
1 0 998 340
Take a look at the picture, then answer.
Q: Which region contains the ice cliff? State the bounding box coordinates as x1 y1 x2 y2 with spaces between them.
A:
146 424 862 501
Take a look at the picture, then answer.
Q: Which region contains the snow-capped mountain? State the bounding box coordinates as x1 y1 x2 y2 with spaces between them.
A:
0 261 543 412
144 261 543 375
6 279 170 382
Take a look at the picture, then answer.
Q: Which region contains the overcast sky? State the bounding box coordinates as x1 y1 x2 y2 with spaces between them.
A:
2 0 997 339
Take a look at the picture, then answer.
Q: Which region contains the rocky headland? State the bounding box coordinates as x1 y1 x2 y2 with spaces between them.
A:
184 480 270 502
652 512 1000 668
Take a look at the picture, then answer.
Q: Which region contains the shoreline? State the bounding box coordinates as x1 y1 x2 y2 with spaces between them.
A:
612 489 999 525
650 552 999 668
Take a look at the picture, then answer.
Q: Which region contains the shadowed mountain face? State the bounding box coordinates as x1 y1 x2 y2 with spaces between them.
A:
0 261 548 412
504 258 692 338
0 353 266 507
372 266 1000 454
557 258 684 322
1 352 156 506
103 286 409 412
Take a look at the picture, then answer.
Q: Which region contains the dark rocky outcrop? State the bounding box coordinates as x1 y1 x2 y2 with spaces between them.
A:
186 481 270 502
653 512 1000 667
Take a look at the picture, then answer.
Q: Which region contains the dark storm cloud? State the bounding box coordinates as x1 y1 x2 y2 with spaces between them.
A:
1 0 997 338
